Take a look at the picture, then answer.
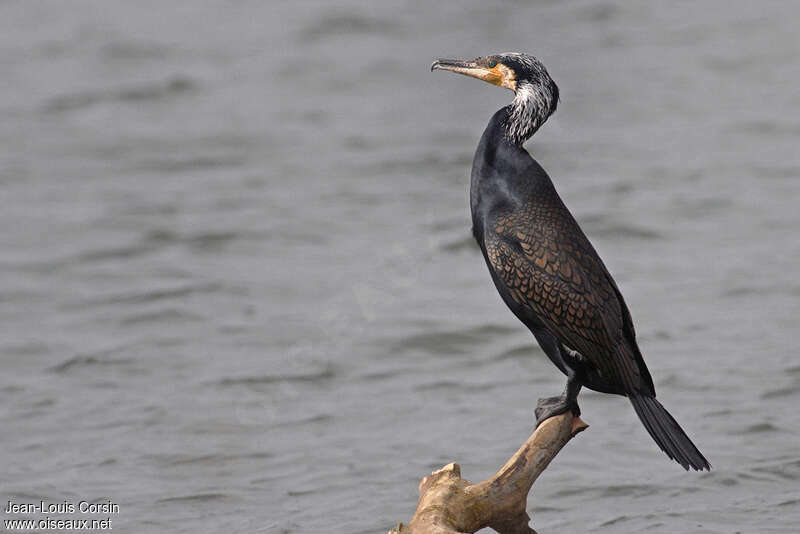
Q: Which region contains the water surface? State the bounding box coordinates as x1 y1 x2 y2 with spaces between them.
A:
1 1 799 532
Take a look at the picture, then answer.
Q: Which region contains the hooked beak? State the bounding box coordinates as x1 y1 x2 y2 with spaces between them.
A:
431 58 504 87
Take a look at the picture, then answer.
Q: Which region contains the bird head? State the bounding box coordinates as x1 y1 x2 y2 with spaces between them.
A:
431 53 559 144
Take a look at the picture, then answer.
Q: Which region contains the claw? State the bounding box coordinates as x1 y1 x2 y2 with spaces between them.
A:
535 394 580 427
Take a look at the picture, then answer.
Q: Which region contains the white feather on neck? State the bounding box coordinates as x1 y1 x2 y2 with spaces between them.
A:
506 82 553 146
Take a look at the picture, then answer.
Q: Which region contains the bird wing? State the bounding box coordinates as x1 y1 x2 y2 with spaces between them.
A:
484 210 644 391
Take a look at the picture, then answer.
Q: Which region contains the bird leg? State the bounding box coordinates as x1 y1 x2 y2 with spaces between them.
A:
535 372 582 427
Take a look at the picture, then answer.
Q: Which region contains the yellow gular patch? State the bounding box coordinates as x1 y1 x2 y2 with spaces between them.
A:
476 62 518 91
495 63 517 91
477 68 503 86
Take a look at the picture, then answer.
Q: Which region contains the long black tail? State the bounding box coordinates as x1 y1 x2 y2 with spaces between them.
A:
629 394 711 471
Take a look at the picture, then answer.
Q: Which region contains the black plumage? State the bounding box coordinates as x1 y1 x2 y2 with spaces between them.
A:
432 53 710 471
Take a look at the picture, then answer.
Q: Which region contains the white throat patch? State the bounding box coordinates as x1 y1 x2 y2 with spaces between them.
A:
506 82 554 146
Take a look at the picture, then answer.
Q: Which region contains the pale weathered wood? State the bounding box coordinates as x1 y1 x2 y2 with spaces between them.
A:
389 413 588 534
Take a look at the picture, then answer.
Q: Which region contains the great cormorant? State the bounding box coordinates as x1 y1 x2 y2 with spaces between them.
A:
432 53 710 471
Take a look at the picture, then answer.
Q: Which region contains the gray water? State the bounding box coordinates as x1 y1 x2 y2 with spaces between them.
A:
1 1 799 533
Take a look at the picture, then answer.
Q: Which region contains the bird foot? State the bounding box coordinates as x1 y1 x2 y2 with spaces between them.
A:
535 395 580 427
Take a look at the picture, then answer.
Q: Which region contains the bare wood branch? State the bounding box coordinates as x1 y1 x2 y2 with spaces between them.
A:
389 413 588 534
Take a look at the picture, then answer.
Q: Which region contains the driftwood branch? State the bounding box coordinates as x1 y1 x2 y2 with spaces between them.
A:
389 413 588 534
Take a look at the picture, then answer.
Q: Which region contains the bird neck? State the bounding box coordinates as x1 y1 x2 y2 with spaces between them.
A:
504 82 553 146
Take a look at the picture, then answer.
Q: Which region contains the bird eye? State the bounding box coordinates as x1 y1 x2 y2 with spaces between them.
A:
488 59 497 68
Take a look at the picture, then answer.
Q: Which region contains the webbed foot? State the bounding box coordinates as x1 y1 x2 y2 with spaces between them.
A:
535 394 580 427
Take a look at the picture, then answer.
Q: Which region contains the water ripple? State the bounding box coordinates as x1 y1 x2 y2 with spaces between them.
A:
43 76 198 113
48 354 136 374
580 214 664 240
751 459 800 481
731 422 781 435
299 10 400 42
68 283 228 310
216 365 336 388
156 493 230 504
390 324 518 356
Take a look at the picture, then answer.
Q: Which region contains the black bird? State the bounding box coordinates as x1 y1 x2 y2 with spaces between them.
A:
431 53 710 471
